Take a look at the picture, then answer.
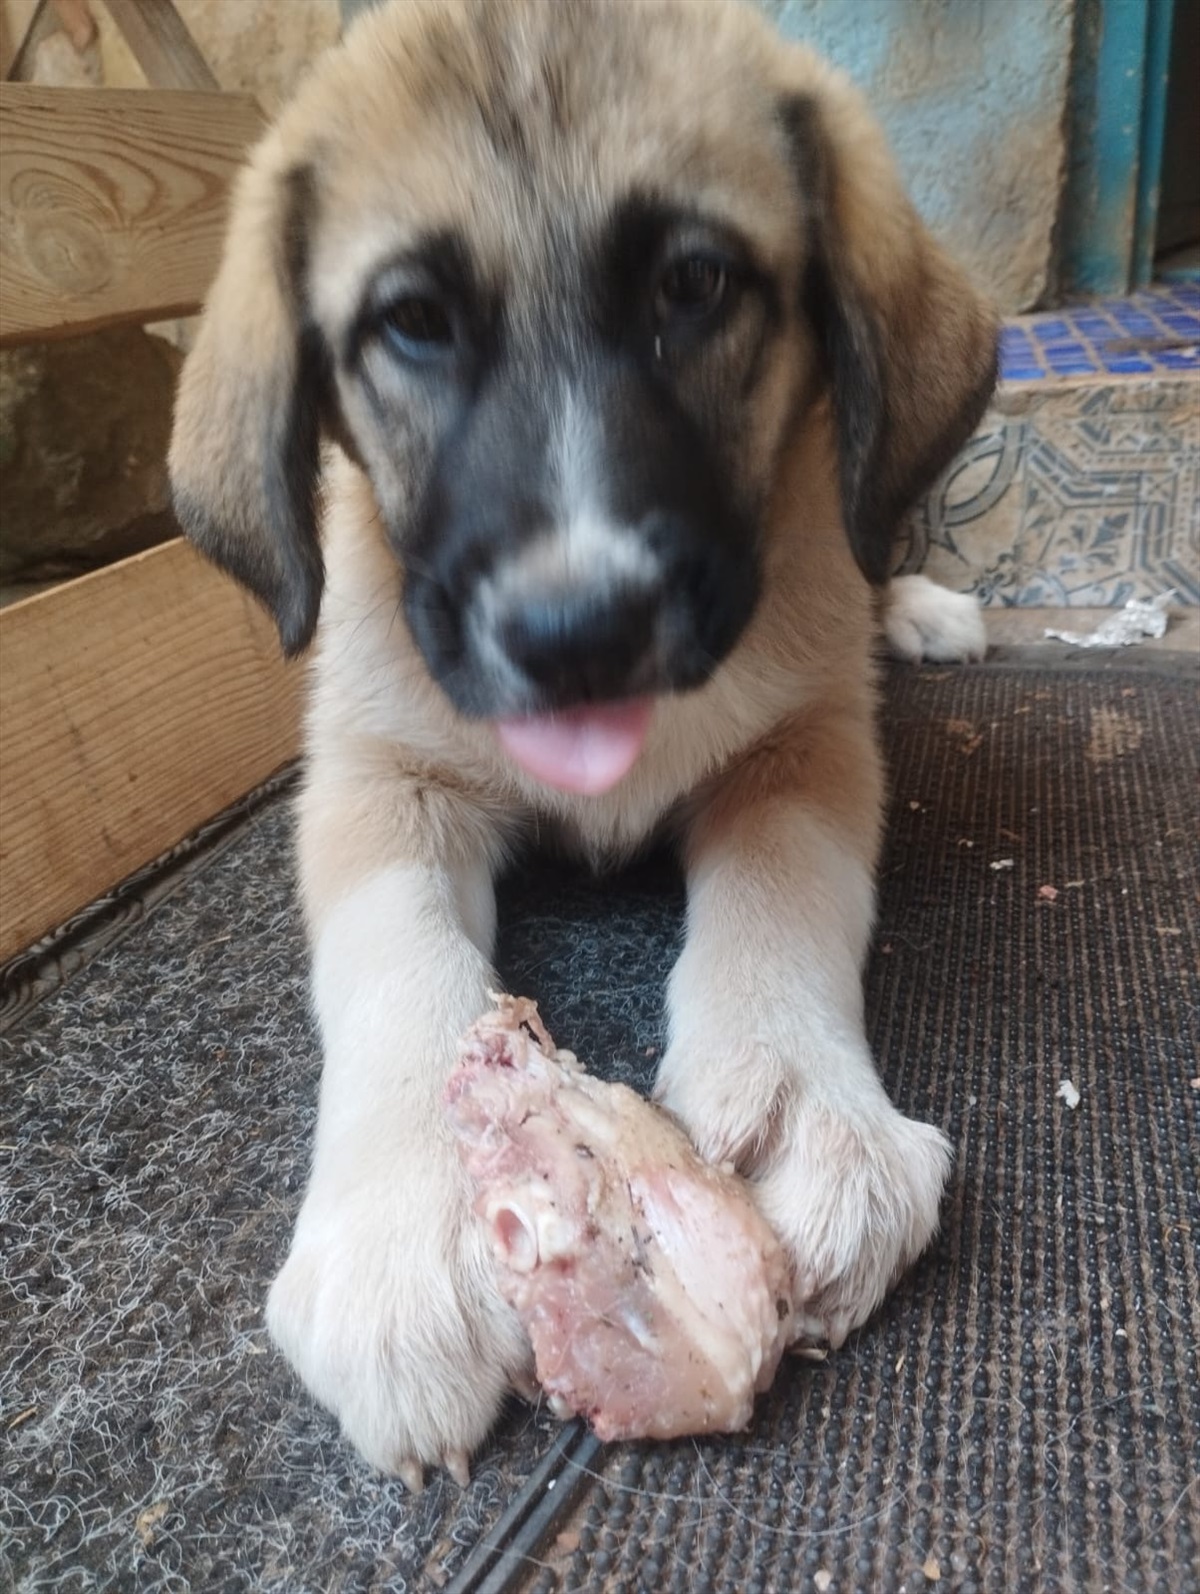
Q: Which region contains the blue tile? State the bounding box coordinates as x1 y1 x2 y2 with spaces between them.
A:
1033 319 1070 340
1101 356 1155 373
1113 314 1160 334
1001 365 1046 381
1154 349 1200 368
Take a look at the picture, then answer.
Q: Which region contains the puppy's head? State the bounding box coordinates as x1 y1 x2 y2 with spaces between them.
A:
171 0 995 780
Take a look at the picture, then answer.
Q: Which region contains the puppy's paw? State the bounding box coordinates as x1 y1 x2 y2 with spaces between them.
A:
657 1043 951 1347
884 574 987 662
754 1098 953 1347
266 1171 531 1486
654 1037 790 1168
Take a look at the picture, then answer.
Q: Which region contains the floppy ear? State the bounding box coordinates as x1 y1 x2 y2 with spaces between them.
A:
779 57 998 583
168 144 327 656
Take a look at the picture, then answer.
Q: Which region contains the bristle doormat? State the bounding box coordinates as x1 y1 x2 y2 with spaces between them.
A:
2 662 1197 1593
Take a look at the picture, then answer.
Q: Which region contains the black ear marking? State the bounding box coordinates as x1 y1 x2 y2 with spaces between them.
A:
259 315 329 657
257 162 328 655
779 93 997 585
779 93 895 583
801 232 894 584
170 161 330 656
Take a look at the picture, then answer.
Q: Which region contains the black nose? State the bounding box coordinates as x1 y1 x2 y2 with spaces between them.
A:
500 587 657 701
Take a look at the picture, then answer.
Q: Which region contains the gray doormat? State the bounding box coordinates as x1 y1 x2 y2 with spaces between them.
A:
2 662 1197 1593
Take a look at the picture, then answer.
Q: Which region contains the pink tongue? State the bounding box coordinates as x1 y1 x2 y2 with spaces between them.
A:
496 699 653 794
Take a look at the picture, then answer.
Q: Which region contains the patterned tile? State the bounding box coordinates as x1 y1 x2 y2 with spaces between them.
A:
909 287 1200 606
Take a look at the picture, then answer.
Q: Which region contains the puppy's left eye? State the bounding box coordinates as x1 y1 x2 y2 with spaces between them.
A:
380 296 455 361
654 255 729 324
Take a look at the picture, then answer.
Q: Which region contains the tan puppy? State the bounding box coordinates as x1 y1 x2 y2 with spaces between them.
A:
170 0 997 1486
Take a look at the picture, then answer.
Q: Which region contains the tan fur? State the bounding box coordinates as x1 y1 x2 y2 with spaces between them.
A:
169 0 996 1483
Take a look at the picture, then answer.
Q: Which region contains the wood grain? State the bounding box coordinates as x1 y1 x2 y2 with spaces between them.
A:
101 0 218 92
0 539 302 960
0 83 262 342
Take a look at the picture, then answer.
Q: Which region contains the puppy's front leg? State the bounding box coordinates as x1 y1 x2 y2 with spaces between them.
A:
265 774 529 1486
656 710 952 1346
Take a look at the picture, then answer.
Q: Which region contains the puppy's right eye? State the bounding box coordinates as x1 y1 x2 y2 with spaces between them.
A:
380 296 454 360
654 255 729 325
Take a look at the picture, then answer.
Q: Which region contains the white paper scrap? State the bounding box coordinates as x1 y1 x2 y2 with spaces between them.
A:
1045 592 1175 649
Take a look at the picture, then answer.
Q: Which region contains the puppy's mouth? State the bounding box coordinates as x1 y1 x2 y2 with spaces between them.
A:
495 698 654 795
402 521 761 787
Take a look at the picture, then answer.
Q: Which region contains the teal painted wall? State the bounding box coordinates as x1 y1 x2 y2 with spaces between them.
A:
761 0 1075 312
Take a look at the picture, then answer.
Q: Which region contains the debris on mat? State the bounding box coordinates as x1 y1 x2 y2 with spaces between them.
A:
1046 592 1175 649
1057 1079 1082 1110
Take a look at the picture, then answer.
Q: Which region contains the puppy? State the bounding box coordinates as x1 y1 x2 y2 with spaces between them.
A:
169 0 997 1486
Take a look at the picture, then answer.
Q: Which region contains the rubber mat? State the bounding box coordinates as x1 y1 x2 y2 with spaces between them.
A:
2 661 1197 1593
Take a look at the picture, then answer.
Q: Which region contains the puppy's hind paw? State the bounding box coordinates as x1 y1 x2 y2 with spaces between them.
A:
884 575 987 663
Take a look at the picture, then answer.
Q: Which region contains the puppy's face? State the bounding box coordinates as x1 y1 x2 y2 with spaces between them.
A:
335 197 784 722
171 0 996 774
300 1 812 724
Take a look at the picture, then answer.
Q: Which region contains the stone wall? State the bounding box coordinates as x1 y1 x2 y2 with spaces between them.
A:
0 329 182 585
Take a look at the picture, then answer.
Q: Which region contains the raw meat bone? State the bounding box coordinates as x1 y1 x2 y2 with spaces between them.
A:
445 995 795 1442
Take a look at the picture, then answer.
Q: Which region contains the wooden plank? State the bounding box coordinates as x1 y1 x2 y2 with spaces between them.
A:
0 83 262 343
3 0 52 81
100 0 219 92
0 539 301 960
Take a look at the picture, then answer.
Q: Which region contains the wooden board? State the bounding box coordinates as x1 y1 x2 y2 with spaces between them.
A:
100 0 219 92
0 83 262 342
0 539 302 960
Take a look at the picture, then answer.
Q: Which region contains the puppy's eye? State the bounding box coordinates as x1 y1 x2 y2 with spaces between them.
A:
654 255 729 324
380 296 454 359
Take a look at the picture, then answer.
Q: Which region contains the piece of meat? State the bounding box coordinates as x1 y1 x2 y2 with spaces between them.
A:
444 995 794 1442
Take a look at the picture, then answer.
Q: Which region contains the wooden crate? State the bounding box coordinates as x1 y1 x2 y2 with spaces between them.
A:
0 4 298 962
0 542 301 958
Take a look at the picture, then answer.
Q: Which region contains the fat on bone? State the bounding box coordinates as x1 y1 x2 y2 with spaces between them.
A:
444 995 795 1442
